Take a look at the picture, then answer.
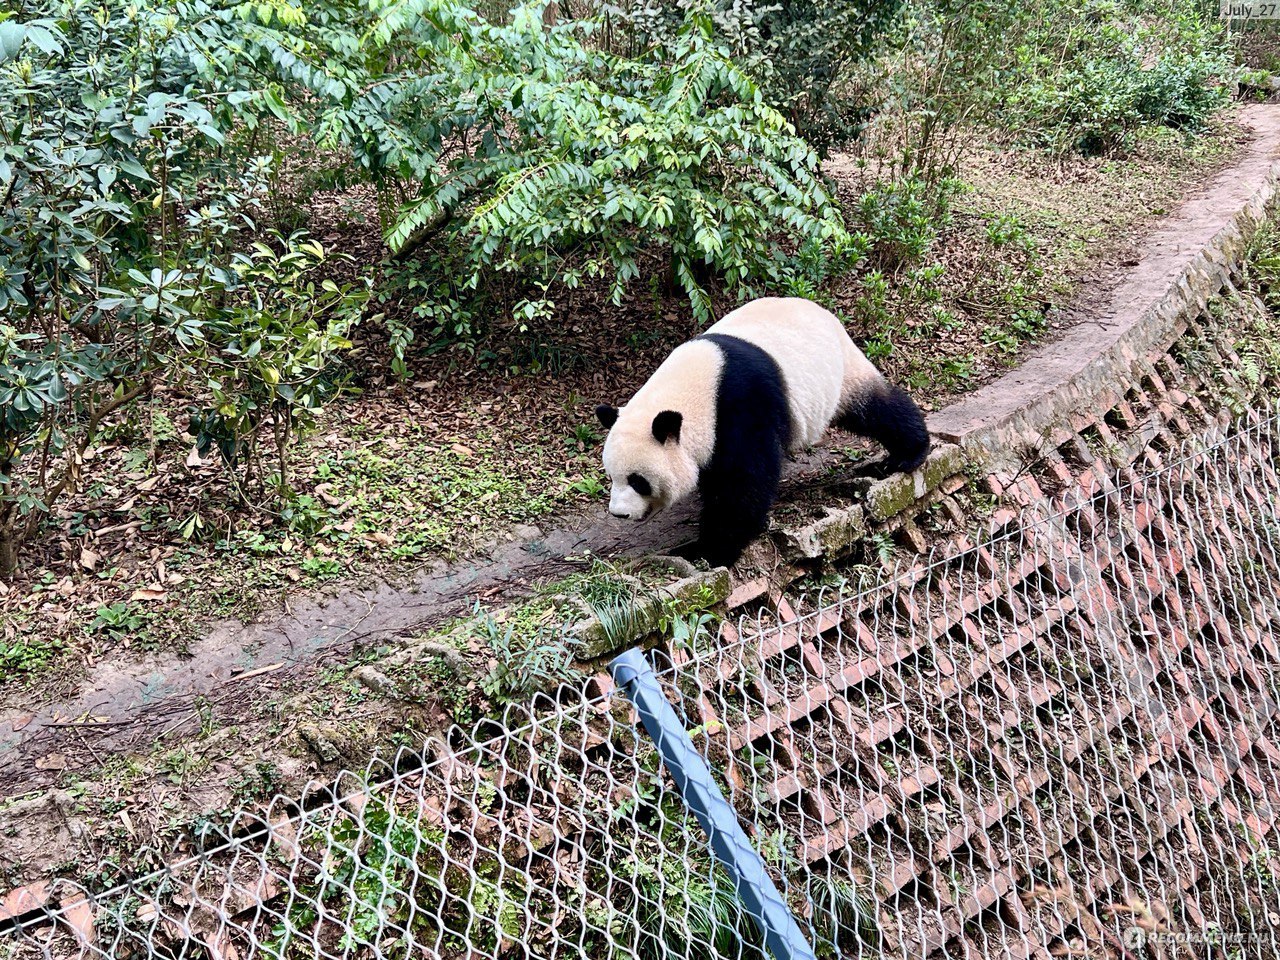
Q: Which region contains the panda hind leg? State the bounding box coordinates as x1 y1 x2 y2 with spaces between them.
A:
838 381 930 476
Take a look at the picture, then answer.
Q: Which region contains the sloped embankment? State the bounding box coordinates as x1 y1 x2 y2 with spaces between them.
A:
3 110 1280 939
6 262 1280 959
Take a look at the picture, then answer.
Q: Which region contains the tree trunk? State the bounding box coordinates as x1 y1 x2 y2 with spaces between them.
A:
0 526 18 577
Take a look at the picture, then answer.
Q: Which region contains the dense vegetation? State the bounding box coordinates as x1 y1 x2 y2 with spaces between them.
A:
0 0 1246 597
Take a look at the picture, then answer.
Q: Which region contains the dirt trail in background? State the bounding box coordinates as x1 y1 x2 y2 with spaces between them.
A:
4 106 1280 796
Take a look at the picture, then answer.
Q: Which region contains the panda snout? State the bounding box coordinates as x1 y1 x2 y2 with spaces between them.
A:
607 486 648 521
610 508 649 521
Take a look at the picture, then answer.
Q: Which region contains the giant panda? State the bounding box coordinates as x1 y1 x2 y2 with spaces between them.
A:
594 297 929 568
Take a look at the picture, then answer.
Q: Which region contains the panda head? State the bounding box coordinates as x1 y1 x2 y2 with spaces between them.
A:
595 404 696 521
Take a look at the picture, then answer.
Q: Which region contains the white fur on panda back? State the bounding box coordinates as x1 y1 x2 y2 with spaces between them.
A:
709 298 882 450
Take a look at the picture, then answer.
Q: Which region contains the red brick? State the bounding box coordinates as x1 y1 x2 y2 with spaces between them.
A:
0 882 50 922
900 765 942 797
802 795 891 863
834 657 881 691
799 640 827 680
726 577 770 609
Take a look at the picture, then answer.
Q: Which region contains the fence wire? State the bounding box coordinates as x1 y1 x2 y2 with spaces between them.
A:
5 407 1280 960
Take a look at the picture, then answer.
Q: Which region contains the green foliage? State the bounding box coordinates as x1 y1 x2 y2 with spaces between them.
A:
229 760 286 803
621 0 904 156
374 260 480 372
1001 0 1232 155
985 213 1027 249
268 800 447 957
177 233 369 492
810 873 879 957
658 583 721 653
853 175 957 273
0 0 365 571
1226 216 1280 392
596 777 877 960
862 0 1020 186
615 842 761 960
750 0 904 155
471 604 580 704
1245 214 1280 295
0 627 63 675
90 601 148 639
870 532 897 566
363 2 860 325
838 0 1230 190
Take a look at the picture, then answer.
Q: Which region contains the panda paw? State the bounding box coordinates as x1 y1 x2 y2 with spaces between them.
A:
850 457 895 480
855 455 906 478
856 447 930 480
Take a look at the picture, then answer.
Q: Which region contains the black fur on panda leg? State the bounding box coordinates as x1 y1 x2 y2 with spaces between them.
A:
697 480 776 568
692 332 791 568
696 419 783 570
838 381 931 476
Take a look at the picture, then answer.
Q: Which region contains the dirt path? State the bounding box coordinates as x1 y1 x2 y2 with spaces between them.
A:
3 105 1279 799
0 503 700 788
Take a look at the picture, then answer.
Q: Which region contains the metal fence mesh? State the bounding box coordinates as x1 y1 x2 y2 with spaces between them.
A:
6 407 1280 959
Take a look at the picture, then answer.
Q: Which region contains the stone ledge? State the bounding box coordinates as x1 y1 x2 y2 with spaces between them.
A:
573 567 732 660
785 503 867 559
928 105 1280 466
864 444 967 523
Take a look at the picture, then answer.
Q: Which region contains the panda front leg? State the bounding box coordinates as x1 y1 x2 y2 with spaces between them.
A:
696 462 781 569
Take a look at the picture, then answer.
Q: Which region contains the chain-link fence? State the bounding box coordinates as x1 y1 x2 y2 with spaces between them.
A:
5 406 1280 960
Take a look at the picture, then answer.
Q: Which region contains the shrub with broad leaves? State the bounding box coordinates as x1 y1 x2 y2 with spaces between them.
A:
362 1 863 326
1001 0 1233 155
0 0 366 572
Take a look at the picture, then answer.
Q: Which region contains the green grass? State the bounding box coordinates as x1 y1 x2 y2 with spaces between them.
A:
6 416 602 678
312 426 574 561
379 557 696 719
959 118 1237 288
0 615 64 675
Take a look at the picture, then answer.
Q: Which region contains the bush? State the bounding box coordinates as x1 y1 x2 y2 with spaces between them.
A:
0 0 364 572
827 0 1230 193
616 0 904 157
1002 0 1232 155
753 0 905 156
168 233 368 493
853 175 957 273
358 2 862 326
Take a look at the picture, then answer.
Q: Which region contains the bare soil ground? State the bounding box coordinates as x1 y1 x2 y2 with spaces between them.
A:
0 105 1266 891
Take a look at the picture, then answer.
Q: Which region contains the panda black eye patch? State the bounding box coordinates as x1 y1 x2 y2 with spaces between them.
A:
627 473 652 497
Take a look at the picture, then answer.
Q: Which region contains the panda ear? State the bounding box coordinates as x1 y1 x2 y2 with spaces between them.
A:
652 410 682 444
595 404 619 429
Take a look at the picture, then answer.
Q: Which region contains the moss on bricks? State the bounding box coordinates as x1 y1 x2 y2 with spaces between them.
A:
784 504 868 560
865 445 967 522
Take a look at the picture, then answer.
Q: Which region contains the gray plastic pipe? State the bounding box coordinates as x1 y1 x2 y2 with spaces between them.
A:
609 647 817 960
